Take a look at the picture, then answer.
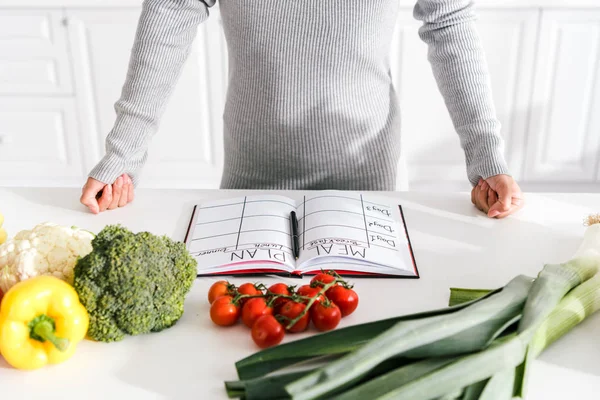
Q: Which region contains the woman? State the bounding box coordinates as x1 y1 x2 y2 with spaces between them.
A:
80 0 524 218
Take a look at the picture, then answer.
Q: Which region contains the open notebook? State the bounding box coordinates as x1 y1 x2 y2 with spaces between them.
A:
184 191 419 278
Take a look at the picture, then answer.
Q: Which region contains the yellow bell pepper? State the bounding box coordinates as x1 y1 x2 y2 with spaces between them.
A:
0 275 89 370
0 211 7 244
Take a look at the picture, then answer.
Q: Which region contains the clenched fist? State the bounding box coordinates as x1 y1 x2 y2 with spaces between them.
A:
80 174 135 214
471 174 524 219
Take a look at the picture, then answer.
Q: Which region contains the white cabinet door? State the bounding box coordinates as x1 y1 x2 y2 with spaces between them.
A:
392 9 538 189
66 7 227 189
0 98 84 185
524 10 600 183
0 10 73 95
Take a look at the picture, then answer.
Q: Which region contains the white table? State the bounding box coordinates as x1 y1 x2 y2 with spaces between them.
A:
0 188 598 399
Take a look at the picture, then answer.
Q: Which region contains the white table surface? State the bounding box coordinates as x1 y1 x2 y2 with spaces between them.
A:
0 188 598 400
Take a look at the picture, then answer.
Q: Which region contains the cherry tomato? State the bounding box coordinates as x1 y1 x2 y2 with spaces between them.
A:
251 315 285 349
296 285 325 304
278 301 310 333
238 282 263 296
242 297 273 328
326 286 359 317
267 283 292 309
208 280 234 304
310 273 336 288
311 301 342 331
210 295 240 326
238 282 263 307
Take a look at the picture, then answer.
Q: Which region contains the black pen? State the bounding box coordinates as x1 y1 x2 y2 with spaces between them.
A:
290 211 300 260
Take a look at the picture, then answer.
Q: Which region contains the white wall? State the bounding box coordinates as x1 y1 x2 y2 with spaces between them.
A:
0 1 599 192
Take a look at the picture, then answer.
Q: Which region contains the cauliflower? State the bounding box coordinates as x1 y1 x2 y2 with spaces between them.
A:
0 223 94 293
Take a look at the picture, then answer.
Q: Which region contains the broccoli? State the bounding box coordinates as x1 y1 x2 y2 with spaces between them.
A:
73 224 197 342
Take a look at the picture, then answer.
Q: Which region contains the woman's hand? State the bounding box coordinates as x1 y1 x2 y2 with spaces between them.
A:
471 174 524 219
80 174 135 214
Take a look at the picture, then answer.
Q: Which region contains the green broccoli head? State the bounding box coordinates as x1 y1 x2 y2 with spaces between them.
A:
73 225 197 342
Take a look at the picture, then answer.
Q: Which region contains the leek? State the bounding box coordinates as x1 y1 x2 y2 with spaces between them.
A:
530 274 600 357
327 311 520 400
514 272 600 397
284 276 533 399
450 275 600 398
329 358 457 400
331 260 598 400
225 214 600 400
227 356 421 399
225 370 310 400
235 288 501 380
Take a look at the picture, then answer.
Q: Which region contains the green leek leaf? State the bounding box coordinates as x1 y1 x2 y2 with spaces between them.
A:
460 380 488 400
235 287 502 380
449 288 493 307
228 357 421 399
285 276 533 399
478 368 515 400
225 370 310 399
330 358 458 400
373 334 523 400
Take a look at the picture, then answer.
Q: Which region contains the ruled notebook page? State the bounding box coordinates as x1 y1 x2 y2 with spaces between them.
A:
296 192 416 276
186 195 297 274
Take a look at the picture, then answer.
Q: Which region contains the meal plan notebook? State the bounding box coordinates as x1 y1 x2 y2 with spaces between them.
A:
184 191 419 278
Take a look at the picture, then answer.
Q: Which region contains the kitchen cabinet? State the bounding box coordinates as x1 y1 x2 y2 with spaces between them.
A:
0 97 83 185
0 1 598 192
524 10 600 184
0 10 73 95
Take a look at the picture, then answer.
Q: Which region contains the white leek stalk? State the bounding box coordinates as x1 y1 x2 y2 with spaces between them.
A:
573 214 600 262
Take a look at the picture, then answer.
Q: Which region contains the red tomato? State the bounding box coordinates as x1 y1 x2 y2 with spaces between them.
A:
210 295 240 326
208 280 234 304
278 301 310 333
296 285 325 305
311 301 342 331
237 283 263 307
238 282 262 296
242 297 273 328
326 286 359 317
310 273 336 288
267 283 292 309
251 315 285 349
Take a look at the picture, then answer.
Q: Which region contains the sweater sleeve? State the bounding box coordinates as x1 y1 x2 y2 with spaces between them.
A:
413 0 511 186
88 0 213 186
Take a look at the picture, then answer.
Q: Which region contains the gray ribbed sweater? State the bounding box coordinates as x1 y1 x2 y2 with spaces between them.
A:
89 0 510 190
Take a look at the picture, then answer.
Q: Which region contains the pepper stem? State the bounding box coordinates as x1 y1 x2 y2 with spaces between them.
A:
29 315 70 352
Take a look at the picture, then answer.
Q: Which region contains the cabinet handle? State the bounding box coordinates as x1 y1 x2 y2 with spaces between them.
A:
0 135 12 145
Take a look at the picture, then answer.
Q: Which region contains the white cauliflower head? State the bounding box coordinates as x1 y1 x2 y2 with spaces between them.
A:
0 222 94 293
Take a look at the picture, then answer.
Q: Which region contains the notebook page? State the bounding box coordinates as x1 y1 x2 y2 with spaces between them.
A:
296 192 415 275
186 195 297 274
